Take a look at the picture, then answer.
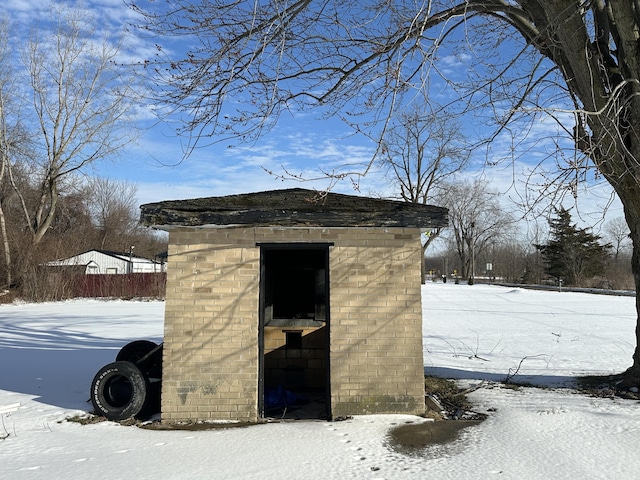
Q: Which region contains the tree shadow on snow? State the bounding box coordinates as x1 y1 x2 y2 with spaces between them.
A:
424 366 578 389
0 314 161 411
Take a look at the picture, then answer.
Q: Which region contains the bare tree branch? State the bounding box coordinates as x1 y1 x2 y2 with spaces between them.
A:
18 4 138 244
132 0 640 385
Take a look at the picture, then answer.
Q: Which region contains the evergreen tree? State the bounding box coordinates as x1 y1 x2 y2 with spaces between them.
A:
536 209 610 287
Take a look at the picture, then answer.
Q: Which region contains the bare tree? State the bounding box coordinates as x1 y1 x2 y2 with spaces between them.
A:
438 179 516 284
379 106 470 204
605 216 632 265
520 222 549 285
378 105 469 282
601 215 634 289
87 177 140 250
132 2 640 384
492 240 529 284
12 5 137 246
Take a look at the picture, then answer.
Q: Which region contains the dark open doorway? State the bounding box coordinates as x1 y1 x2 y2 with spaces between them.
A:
259 244 331 420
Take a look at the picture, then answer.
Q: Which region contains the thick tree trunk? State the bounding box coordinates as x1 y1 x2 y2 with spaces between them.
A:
626 239 640 385
596 143 640 386
618 188 640 386
536 0 640 387
582 118 640 387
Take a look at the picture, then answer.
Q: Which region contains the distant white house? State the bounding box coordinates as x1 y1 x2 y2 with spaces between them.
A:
45 249 166 274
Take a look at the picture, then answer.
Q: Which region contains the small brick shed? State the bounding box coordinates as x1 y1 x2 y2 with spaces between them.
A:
140 188 448 422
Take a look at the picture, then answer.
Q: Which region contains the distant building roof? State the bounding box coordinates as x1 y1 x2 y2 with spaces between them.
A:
48 249 155 264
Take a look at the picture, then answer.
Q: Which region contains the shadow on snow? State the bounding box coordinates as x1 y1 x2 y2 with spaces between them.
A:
0 312 161 411
424 366 579 388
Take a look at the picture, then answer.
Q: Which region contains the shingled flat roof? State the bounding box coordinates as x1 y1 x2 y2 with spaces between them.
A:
140 188 448 229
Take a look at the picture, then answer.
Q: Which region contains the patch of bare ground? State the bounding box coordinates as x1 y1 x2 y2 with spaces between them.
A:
139 420 254 431
388 418 484 453
387 376 488 455
388 374 640 457
576 374 640 400
66 413 255 430
64 414 109 425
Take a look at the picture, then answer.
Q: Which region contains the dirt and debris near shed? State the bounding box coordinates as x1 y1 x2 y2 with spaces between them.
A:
77 376 490 445
388 418 484 452
387 376 488 454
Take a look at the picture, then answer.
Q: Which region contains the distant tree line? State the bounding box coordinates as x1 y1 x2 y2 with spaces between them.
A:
427 208 632 291
0 6 165 302
0 174 166 302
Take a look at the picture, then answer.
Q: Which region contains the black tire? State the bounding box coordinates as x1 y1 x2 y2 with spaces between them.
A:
91 361 153 421
116 340 163 379
116 340 157 363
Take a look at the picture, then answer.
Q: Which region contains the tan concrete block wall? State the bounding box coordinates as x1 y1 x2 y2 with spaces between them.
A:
161 228 260 422
328 229 426 416
161 226 425 422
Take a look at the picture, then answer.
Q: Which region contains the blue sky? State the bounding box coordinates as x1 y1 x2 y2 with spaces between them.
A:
1 0 625 234
95 105 388 205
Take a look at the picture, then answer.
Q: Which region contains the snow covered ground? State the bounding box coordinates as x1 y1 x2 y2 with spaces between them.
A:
1 283 638 479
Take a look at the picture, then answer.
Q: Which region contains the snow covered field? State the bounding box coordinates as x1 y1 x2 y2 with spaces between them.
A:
1 283 638 479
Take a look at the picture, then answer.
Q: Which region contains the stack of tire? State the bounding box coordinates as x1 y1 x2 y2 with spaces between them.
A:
90 340 163 421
